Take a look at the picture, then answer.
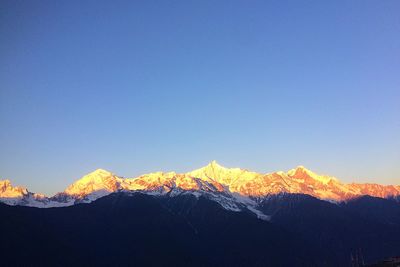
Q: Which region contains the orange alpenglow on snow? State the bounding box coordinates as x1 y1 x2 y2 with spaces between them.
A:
0 180 28 198
1 161 399 208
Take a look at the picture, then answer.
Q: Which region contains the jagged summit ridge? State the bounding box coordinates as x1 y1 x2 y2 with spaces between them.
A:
287 165 339 185
0 180 63 207
0 179 28 198
1 162 399 210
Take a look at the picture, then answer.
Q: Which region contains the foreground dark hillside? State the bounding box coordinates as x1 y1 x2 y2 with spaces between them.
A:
259 194 400 265
0 193 316 267
1 192 399 266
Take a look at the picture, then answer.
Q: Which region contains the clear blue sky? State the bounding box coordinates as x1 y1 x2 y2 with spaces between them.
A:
1 1 399 195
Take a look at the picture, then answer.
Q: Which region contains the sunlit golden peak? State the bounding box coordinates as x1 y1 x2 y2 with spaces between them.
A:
0 179 25 191
207 160 225 169
295 165 310 171
0 179 12 186
287 165 314 175
71 169 116 186
0 179 28 198
90 169 114 176
63 168 119 197
287 166 338 185
1 163 400 208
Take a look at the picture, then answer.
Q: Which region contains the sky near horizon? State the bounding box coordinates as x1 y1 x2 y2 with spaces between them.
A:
1 1 399 195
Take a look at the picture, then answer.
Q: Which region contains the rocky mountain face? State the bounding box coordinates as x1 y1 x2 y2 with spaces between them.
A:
1 161 399 211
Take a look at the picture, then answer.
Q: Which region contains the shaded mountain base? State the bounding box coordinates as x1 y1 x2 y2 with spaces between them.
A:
1 192 400 266
1 193 318 267
259 194 400 266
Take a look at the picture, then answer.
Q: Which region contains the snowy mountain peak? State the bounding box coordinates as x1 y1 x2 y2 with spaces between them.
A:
0 179 12 192
0 179 11 186
204 160 227 171
64 169 120 198
287 166 337 185
0 179 28 198
0 179 57 207
87 168 114 177
295 165 309 171
288 165 313 175
188 161 246 186
209 159 222 166
1 163 399 210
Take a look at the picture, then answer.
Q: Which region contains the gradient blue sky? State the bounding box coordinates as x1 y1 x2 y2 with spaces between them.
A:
1 1 399 195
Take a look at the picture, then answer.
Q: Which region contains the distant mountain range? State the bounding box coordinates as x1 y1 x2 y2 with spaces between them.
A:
1 161 399 212
1 162 400 266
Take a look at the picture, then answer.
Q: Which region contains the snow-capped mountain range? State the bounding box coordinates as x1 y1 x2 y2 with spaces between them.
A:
1 161 399 218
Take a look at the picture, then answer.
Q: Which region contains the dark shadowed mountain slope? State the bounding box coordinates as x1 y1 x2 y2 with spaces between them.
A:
1 192 400 266
258 194 400 266
0 192 318 267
